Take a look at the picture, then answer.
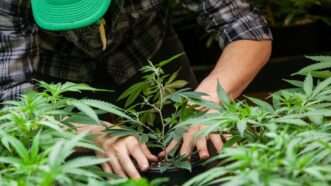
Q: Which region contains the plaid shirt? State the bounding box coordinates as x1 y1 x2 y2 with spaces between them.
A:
0 0 272 101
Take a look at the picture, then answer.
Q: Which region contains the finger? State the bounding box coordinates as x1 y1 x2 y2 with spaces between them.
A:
107 149 127 177
196 137 210 159
141 144 158 161
180 125 202 158
102 162 113 173
158 140 178 158
128 144 150 171
180 133 194 158
209 134 223 153
97 152 113 173
116 146 141 179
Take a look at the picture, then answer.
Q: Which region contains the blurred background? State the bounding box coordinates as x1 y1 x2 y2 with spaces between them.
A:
171 0 331 98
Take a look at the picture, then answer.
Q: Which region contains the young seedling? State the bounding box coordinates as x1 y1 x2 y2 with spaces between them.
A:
107 54 209 173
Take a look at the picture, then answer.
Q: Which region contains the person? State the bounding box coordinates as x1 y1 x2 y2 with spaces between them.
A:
0 0 272 179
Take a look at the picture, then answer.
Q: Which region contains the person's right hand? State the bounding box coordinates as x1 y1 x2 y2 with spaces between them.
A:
96 135 158 179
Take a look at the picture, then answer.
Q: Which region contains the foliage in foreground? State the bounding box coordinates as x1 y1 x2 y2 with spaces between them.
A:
0 82 163 186
3 55 331 185
183 56 331 186
0 54 203 185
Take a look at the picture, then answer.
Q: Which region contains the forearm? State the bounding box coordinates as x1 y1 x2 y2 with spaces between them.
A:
196 40 272 102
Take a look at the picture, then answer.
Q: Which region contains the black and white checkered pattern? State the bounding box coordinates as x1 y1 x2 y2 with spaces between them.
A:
0 0 272 101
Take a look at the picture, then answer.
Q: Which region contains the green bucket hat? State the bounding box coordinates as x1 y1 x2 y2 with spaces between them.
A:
31 0 112 31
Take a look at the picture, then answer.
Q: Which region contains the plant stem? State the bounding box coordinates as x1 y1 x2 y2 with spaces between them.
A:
156 72 169 160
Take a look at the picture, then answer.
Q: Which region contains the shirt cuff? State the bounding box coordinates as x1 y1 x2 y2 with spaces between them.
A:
217 12 273 48
0 82 34 101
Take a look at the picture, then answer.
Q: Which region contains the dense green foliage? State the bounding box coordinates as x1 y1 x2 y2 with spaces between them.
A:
183 56 331 186
0 82 108 185
0 55 204 185
3 55 331 185
108 54 209 172
0 82 161 185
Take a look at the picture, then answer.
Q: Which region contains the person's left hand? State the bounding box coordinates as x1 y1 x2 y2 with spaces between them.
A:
159 124 223 160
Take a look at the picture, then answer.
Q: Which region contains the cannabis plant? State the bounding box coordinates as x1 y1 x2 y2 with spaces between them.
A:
181 56 331 186
0 81 162 185
106 54 209 172
294 56 331 79
184 130 331 186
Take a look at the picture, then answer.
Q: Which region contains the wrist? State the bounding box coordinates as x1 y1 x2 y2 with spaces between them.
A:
195 75 220 104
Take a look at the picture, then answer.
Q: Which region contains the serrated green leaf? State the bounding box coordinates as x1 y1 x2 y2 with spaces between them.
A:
306 56 331 62
284 79 303 88
237 120 247 137
166 80 188 89
48 140 65 167
166 70 180 84
61 82 109 93
312 77 331 97
274 118 308 126
310 70 331 79
217 81 230 105
64 114 99 125
82 99 133 121
40 117 64 132
247 97 274 112
118 81 148 108
308 115 323 125
2 134 29 160
304 167 325 180
69 100 99 123
156 53 184 67
64 156 109 169
64 168 100 178
0 157 21 166
295 61 331 76
174 160 192 172
31 131 41 158
303 74 313 96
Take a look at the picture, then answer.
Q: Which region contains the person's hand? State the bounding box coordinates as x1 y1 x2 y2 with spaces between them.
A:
159 124 223 160
96 135 158 179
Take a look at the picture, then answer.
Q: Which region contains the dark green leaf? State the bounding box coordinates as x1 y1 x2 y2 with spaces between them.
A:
174 160 192 172
247 97 274 112
156 53 184 67
313 77 331 96
295 61 331 76
217 81 230 105
82 99 133 121
69 100 99 123
303 74 313 96
237 120 247 137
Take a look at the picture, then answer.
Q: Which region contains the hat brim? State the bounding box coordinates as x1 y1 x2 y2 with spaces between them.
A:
31 0 111 31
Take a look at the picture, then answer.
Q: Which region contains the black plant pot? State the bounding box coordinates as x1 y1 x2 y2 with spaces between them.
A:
141 158 209 186
142 143 219 186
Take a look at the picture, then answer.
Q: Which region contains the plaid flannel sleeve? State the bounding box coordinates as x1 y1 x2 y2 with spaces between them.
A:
0 1 38 101
196 0 273 48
